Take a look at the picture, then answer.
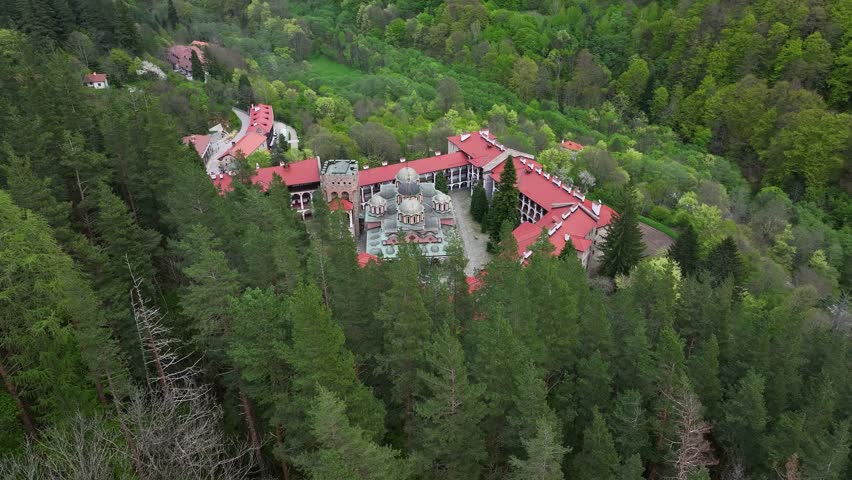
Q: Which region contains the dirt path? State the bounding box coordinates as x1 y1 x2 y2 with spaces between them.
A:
639 222 674 257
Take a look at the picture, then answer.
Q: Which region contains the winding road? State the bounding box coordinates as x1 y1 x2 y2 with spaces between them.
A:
232 107 299 151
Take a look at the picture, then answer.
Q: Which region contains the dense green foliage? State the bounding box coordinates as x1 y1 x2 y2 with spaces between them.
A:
0 0 850 479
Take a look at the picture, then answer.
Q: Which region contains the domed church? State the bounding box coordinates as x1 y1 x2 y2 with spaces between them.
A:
363 166 457 259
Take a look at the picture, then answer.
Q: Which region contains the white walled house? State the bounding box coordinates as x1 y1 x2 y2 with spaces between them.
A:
83 72 108 89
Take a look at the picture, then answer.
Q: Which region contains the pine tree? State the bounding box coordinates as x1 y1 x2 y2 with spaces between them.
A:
271 139 287 166
286 283 386 442
375 253 432 415
166 0 178 28
705 236 745 287
470 184 488 224
576 350 613 417
608 390 649 459
0 192 101 437
238 73 254 108
668 223 699 276
617 454 645 480
573 408 619 480
486 158 520 250
599 187 645 278
508 415 568 480
112 0 139 51
227 288 292 468
434 172 448 193
190 49 204 82
89 185 160 379
507 362 558 454
175 224 241 364
413 325 487 479
720 370 768 471
296 387 411 480
237 188 303 292
613 301 656 399
687 335 722 419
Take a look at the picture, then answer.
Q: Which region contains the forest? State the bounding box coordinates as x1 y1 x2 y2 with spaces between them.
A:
0 0 850 479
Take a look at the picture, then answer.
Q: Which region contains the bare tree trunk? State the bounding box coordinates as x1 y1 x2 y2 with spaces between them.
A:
275 426 291 480
239 387 262 454
94 377 109 407
0 355 38 440
106 370 143 475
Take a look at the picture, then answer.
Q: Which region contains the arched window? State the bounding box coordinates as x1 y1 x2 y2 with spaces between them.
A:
342 192 350 200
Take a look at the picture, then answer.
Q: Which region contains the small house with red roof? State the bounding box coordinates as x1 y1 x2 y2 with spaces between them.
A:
83 72 108 89
182 134 212 161
560 139 584 159
167 42 207 80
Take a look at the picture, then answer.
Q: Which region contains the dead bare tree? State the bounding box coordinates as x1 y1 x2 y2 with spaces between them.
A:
128 260 205 403
663 388 718 480
0 412 130 480
827 291 850 334
779 453 800 480
122 387 255 480
721 458 746 480
125 263 257 479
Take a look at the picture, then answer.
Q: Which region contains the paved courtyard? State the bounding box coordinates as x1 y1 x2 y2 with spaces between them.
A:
450 189 491 275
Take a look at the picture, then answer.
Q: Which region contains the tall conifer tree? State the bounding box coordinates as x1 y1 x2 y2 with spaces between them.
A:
599 187 645 278
287 283 386 442
573 408 619 480
413 325 486 479
486 158 519 250
190 49 204 82
296 388 411 480
668 223 699 275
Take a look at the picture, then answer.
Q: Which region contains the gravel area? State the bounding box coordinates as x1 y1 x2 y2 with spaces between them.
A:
450 189 491 275
639 222 675 257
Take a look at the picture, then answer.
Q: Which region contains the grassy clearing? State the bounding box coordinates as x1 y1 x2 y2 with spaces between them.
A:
639 215 679 239
298 57 366 87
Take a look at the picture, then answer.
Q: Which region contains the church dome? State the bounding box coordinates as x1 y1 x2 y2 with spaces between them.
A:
432 192 452 213
396 167 419 184
396 167 421 196
399 197 424 215
368 195 387 206
368 194 387 215
433 192 451 204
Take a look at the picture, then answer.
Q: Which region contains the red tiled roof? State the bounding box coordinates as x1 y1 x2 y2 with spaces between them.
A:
329 198 354 211
83 72 107 83
491 157 614 226
182 134 211 157
248 104 274 135
514 207 601 257
357 152 469 187
213 157 321 193
560 140 584 152
220 133 267 161
447 130 505 168
466 274 485 293
357 252 380 267
167 44 206 73
496 156 614 257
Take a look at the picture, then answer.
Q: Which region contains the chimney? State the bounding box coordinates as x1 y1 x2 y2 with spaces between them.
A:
363 165 370 170
219 173 224 179
382 161 388 166
256 163 260 170
399 158 406 163
434 151 441 156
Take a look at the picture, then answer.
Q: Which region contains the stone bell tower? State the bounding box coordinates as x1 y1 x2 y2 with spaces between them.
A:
320 159 361 237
